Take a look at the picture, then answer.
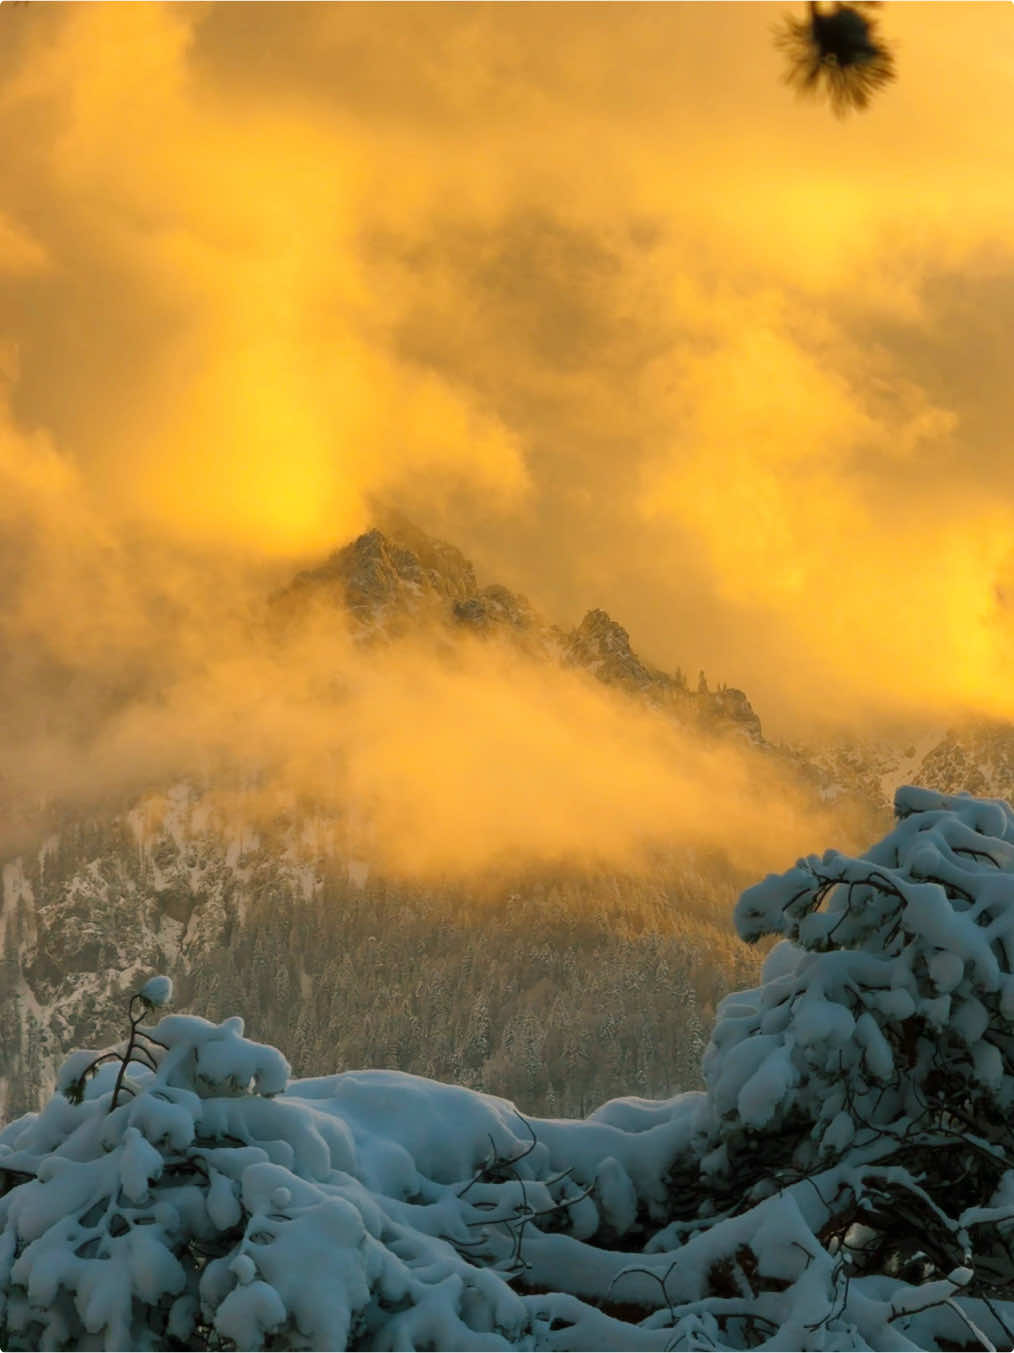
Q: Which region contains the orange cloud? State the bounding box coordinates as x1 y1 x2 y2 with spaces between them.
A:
1 0 1014 878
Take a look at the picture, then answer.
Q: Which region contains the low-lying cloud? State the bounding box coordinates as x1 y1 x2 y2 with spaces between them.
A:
0 371 872 879
1 2 1013 876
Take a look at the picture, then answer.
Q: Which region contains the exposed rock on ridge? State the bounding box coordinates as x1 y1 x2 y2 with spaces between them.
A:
279 520 764 741
564 609 762 740
280 528 477 632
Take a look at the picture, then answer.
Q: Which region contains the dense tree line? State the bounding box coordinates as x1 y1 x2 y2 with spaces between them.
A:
180 872 758 1118
0 803 760 1121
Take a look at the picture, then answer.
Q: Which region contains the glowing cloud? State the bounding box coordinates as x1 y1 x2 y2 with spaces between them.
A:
1 1 1014 879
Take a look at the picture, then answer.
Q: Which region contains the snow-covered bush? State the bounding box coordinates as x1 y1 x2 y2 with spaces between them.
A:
7 788 1014 1350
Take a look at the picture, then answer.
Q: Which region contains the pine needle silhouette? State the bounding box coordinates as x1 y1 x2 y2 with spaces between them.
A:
775 1 896 117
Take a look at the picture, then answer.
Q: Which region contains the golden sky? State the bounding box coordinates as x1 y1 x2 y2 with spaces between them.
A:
1 3 1013 873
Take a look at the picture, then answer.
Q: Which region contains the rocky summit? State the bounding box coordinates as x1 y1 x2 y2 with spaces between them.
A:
278 517 765 742
280 523 478 630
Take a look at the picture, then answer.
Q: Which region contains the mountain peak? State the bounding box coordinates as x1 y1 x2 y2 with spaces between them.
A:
276 521 763 740
567 609 636 667
277 521 476 634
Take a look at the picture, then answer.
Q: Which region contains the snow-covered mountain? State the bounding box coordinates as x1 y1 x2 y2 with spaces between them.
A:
4 519 1014 1124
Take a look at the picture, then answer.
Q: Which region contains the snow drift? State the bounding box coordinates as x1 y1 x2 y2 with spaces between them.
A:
5 786 1014 1349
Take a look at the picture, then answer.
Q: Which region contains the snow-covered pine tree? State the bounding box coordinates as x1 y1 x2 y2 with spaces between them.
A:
0 984 543 1350
649 785 1014 1349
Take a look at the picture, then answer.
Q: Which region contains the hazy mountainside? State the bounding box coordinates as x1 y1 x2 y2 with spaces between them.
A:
786 722 1014 815
0 519 778 1122
917 719 1014 802
277 517 763 740
276 517 1014 813
4 519 1014 1124
785 731 938 813
0 781 750 1121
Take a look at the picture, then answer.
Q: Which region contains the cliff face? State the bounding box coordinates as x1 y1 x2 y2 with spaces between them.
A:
282 527 479 624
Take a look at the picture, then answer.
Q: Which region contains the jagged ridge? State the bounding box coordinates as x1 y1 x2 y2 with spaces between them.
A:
277 519 764 741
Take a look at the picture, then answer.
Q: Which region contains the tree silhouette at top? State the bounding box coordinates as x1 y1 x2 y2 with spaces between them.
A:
775 1 897 116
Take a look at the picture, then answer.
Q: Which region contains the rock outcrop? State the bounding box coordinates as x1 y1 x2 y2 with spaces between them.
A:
278 519 764 741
